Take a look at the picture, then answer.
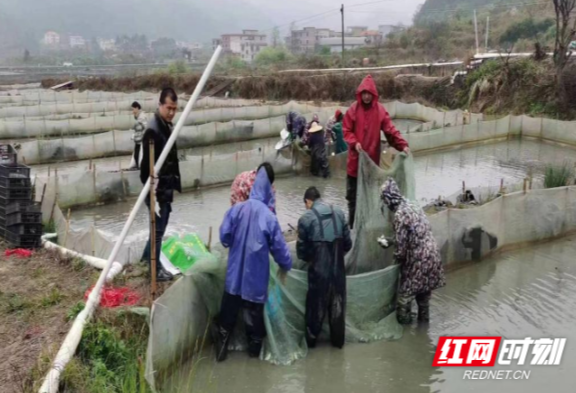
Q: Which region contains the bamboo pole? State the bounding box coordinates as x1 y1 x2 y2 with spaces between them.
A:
149 139 157 299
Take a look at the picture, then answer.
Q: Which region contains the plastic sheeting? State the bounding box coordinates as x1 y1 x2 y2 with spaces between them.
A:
145 153 413 390
429 186 576 267
36 139 294 264
0 97 267 119
17 114 318 165
0 100 471 140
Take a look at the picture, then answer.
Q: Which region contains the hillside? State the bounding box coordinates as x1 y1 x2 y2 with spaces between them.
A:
0 0 269 57
415 0 503 23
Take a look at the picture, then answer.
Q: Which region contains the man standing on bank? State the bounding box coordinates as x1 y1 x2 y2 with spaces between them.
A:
130 101 148 170
297 187 352 348
140 87 181 282
343 75 410 229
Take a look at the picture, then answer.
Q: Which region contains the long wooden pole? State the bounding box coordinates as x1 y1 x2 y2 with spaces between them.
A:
149 139 157 299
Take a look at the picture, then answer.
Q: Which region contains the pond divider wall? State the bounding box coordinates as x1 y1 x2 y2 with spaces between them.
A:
0 100 469 139
36 102 575 271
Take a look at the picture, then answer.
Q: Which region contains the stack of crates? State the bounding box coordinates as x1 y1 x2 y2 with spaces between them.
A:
0 147 43 248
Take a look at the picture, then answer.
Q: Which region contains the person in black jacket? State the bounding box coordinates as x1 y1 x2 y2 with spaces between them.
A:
140 87 181 282
297 187 352 349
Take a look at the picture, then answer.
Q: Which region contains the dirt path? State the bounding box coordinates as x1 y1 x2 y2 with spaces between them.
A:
0 242 98 393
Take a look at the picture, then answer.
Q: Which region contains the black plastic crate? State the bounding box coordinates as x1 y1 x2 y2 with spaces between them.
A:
0 177 31 188
7 211 42 226
0 164 31 179
6 201 38 215
4 230 41 249
0 185 32 200
8 223 43 235
0 145 17 166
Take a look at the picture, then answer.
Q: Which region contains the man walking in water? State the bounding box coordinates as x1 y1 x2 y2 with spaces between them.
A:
343 75 410 229
140 87 181 282
297 187 352 348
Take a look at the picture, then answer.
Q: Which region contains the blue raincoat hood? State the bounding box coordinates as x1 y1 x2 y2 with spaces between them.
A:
220 168 292 304
249 168 273 206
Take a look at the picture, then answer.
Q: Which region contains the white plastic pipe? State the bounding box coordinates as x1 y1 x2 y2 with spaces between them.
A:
39 46 222 393
42 239 123 280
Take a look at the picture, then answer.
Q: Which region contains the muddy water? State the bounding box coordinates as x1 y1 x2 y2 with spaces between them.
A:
162 235 576 393
70 138 576 242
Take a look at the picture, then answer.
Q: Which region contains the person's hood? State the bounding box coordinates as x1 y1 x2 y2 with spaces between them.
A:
380 177 405 212
355 75 379 106
335 109 342 119
250 167 273 206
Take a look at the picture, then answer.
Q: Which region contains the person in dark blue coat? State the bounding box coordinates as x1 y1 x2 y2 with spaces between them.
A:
214 167 293 362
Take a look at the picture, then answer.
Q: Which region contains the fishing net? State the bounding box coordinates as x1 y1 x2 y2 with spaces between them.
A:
146 152 417 389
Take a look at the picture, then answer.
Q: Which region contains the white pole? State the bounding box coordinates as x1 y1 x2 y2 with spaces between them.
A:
474 10 479 55
485 16 490 52
39 46 223 393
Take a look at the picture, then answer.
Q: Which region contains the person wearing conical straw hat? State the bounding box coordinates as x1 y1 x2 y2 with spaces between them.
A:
306 121 330 178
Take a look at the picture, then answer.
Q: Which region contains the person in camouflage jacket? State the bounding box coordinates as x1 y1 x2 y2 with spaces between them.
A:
380 178 446 324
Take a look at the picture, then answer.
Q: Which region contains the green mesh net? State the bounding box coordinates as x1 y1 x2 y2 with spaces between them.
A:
147 152 416 388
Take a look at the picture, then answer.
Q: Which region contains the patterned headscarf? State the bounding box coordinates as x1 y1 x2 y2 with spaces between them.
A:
381 178 405 212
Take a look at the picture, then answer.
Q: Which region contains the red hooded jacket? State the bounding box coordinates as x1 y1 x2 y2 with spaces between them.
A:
343 75 409 177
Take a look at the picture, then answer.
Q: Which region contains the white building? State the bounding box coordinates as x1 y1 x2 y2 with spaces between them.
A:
69 35 86 48
98 38 116 52
319 37 367 53
43 31 60 46
286 27 338 54
220 30 267 62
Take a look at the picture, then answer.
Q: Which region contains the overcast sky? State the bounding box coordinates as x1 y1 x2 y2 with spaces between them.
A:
1 0 425 46
243 0 425 35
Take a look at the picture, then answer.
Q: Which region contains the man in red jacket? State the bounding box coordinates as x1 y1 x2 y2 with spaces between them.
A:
343 75 410 229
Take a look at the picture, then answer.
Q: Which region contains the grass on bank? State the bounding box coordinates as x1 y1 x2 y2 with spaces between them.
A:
544 163 574 188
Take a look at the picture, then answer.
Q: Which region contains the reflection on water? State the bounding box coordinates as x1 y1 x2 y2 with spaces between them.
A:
161 236 576 393
69 138 576 243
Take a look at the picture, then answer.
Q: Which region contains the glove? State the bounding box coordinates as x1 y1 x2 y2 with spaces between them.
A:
377 235 394 249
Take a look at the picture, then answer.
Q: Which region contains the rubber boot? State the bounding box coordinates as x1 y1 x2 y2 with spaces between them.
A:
247 338 263 358
418 305 430 322
397 302 413 325
156 266 174 282
212 325 231 362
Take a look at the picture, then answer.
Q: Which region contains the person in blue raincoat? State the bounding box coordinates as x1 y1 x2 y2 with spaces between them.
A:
214 167 293 362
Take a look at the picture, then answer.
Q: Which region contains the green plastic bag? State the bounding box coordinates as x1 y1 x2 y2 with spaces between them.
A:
161 234 216 274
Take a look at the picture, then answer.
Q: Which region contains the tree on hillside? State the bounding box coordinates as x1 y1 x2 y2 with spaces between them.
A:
552 0 576 105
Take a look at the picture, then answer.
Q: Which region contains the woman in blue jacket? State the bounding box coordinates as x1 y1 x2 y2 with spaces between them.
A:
214 167 292 361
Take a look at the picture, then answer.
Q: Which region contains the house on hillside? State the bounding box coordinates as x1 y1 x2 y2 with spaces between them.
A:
97 38 117 52
217 30 268 62
43 31 60 46
286 27 338 54
69 36 86 49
